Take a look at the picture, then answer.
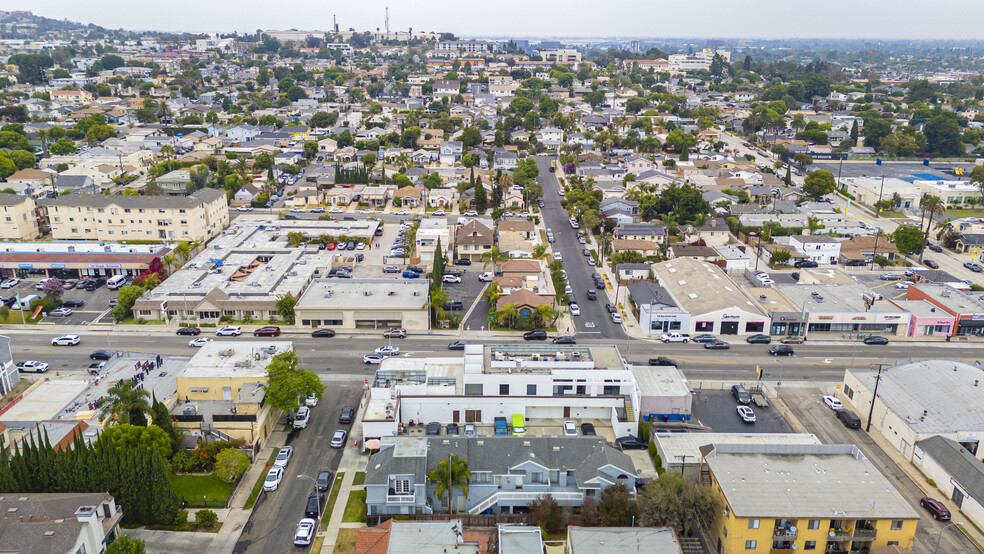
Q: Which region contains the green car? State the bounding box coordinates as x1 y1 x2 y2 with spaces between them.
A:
746 334 772 344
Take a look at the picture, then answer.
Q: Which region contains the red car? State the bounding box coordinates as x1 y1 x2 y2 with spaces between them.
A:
253 326 281 337
325 242 336 250
920 497 951 520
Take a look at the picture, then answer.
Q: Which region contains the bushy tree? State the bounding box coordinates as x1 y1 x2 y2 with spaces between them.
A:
214 448 250 483
803 170 837 200
598 485 637 526
264 351 324 414
638 472 720 537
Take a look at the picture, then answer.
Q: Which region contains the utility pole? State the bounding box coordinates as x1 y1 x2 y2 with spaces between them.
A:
865 363 891 432
874 174 886 218
675 455 693 475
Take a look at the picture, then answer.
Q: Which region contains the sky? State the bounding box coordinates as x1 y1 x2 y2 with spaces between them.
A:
7 0 984 40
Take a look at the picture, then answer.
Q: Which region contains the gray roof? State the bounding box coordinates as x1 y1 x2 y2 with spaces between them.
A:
615 223 666 237
568 527 682 554
0 194 31 207
39 188 224 209
0 492 115 554
627 281 677 308
915 436 984 505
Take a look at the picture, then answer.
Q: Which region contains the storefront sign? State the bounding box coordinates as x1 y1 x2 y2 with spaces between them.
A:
852 316 867 321
722 314 740 319
974 315 984 321
883 315 901 320
88 263 122 269
817 316 834 321
780 317 799 321
17 264 32 268
50 264 65 268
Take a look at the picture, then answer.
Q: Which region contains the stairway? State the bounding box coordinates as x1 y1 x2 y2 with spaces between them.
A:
622 396 635 422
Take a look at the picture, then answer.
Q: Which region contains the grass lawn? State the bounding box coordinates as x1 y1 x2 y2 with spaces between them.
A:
878 210 906 218
335 528 359 553
947 208 984 218
169 473 235 507
353 472 366 486
116 317 166 325
321 472 344 525
342 490 366 523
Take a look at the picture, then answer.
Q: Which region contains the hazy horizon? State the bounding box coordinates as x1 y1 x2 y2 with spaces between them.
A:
6 0 984 41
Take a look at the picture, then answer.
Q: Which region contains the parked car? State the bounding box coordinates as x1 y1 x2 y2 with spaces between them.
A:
62 299 85 308
552 336 576 344
793 260 818 268
580 423 597 436
779 336 804 344
446 423 460 435
879 273 900 280
614 436 647 450
924 259 939 269
464 423 476 437
442 274 462 283
454 259 472 266
383 328 407 339
216 325 242 336
176 326 200 336
746 334 772 344
731 384 751 405
920 497 951 520
0 279 20 289
648 357 677 367
293 406 311 429
51 335 80 346
382 265 400 274
928 244 943 253
263 467 284 491
17 361 49 373
316 470 333 493
863 335 889 345
274 446 293 468
305 394 319 407
339 406 355 424
330 429 348 448
569 303 581 316
823 395 843 410
736 405 757 423
478 272 494 282
692 334 717 343
311 329 336 338
426 421 441 435
836 409 862 428
523 330 547 341
448 340 470 350
563 421 578 436
253 326 281 337
769 345 795 356
49 307 72 317
304 491 325 518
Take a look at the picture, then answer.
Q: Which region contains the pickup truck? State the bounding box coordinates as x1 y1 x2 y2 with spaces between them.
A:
660 332 691 343
494 417 508 435
87 361 106 374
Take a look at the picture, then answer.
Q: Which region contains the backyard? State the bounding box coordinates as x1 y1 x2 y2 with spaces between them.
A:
170 472 236 508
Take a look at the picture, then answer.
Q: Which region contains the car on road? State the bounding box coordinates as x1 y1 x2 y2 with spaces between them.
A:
395 210 409 215
311 329 336 338
316 470 333 492
705 340 730 350
363 354 388 364
294 518 316 546
360 209 374 215
823 395 843 410
375 345 400 355
49 307 72 317
310 207 325 213
189 337 213 347
17 361 49 373
442 274 461 283
879 273 900 280
383 328 407 339
329 207 343 214
553 336 576 344
924 259 939 269
746 334 772 344
648 357 677 367
288 208 304 213
569 303 580 316
89 350 112 360
330 429 348 448
253 326 281 337
263 467 284 491
273 446 293 468
216 325 242 336
339 406 355 424
62 299 85 308
928 244 943 252
965 262 983 273
779 336 804 344
236 206 254 212
580 423 596 436
176 326 200 336
305 394 319 407
51 335 80 346
0 279 20 289
836 409 862 429
736 405 757 423
692 334 717 343
478 272 493 282
448 340 470 350
586 289 597 301
605 303 617 314
432 210 445 216
660 332 690 343
552 251 563 261
563 421 578 436
614 436 647 450
293 406 311 429
920 497 951 520
863 335 889 345
523 330 547 341
894 281 911 290
769 345 795 356
611 312 623 323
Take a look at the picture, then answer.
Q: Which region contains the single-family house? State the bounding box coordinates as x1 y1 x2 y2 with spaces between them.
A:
498 219 536 240
393 186 425 209
789 234 840 265
612 239 661 257
455 221 494 262
428 188 457 208
679 218 730 247
614 223 667 244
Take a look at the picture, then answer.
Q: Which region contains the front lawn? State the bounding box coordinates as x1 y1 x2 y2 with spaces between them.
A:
322 472 344 524
342 490 366 523
946 208 984 218
170 472 235 508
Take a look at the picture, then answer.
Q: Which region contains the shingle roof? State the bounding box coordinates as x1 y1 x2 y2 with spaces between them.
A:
915 436 984 506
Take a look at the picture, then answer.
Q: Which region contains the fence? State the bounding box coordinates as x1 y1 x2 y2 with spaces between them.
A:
365 513 532 527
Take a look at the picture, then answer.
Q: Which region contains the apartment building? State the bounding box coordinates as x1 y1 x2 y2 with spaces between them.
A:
539 48 581 66
0 194 40 240
704 444 918 553
39 188 228 243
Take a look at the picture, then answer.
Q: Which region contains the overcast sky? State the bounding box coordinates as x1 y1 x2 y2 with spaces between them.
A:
8 0 984 40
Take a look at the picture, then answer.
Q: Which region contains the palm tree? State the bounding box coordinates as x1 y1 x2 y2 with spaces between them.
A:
100 380 151 425
919 194 943 263
395 152 411 172
428 454 471 513
534 304 556 328
659 213 679 235
162 253 178 274
806 217 824 235
37 128 49 158
481 246 506 269
761 220 783 242
160 145 176 172
235 158 249 180
216 159 231 182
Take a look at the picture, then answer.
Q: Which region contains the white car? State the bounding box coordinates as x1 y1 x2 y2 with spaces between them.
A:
356 242 366 250
578 236 586 244
361 209 374 215
216 326 242 336
17 361 49 373
895 281 911 290
375 345 400 355
570 304 581 316
293 518 316 546
611 313 622 324
464 210 478 216
588 258 596 266
363 354 388 364
305 394 319 407
310 207 326 213
189 337 213 347
273 446 293 468
289 208 304 213
443 274 461 283
236 206 254 212
519 211 531 218
563 420 578 436
0 279 20 289
553 252 563 261
51 335 80 346
293 406 311 429
478 272 493 282
737 405 756 423
329 207 343 214
823 395 843 410
395 210 409 215
263 467 284 491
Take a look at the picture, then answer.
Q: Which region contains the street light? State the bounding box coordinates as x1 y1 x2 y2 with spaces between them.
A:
934 521 963 554
297 474 322 536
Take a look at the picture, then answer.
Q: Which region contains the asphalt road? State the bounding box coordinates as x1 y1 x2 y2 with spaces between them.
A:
234 383 361 554
534 155 626 340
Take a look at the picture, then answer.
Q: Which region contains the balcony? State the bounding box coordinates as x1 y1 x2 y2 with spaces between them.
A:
387 494 416 504
853 528 877 541
772 529 798 541
828 529 852 540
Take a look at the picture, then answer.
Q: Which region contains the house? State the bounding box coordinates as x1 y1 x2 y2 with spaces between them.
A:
364 437 638 515
355 519 488 552
498 219 536 240
956 233 984 255
668 245 720 261
494 150 518 169
0 493 125 554
679 218 730 247
226 124 258 142
788 235 840 265
392 185 424 208
613 223 667 244
5 168 55 196
361 185 391 208
317 137 338 154
434 80 460 96
439 141 463 165
568 527 683 554
54 174 98 195
599 197 639 219
496 287 554 314
498 233 535 259
455 221 493 262
837 235 899 265
427 188 456 208
155 169 192 195
624 154 657 174
234 183 262 203
612 239 660 257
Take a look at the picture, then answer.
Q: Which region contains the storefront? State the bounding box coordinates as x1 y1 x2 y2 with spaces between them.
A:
770 312 807 337
0 243 169 280
690 308 768 336
956 317 984 338
806 311 910 337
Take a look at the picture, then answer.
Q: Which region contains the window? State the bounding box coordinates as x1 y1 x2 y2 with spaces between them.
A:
844 384 854 400
748 519 759 529
669 321 682 331
745 321 764 333
808 520 819 530
804 541 816 550
887 542 899 546
744 540 756 549
393 478 411 494
499 384 509 395
138 310 152 316
527 384 536 395
695 321 714 332
190 387 209 393
553 385 573 395
603 385 620 396
891 520 903 530
723 526 727 537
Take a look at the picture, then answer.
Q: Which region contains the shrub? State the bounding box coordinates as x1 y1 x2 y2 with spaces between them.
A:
173 510 189 525
638 421 650 443
195 509 218 529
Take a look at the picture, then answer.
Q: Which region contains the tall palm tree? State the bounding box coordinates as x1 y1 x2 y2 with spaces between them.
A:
428 454 471 513
481 246 506 269
395 152 411 172
100 380 151 425
806 217 824 235
919 194 943 262
761 220 783 242
37 128 49 158
159 144 176 172
235 158 249 180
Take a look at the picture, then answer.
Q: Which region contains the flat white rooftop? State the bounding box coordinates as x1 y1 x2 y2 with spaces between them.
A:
0 379 88 422
180 340 292 379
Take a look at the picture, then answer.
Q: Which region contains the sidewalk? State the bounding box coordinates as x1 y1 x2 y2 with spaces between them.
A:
320 393 370 553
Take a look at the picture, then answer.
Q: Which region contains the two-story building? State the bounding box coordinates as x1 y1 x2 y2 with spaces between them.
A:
613 223 667 245
455 221 493 263
788 234 840 265
439 141 463 166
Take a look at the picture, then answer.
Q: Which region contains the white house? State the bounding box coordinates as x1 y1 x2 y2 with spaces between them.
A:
789 235 840 265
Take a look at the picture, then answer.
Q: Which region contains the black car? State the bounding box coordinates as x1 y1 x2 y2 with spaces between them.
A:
614 436 647 450
408 265 425 274
312 329 336 338
586 289 597 301
837 409 862 429
339 406 355 424
89 350 112 360
61 299 85 308
746 334 772 344
426 422 441 435
924 259 939 269
648 357 677 366
84 277 107 291
580 423 596 436
304 491 326 518
523 330 547 341
77 279 93 289
442 300 464 311
176 326 200 336
793 260 819 268
446 423 460 435
316 470 333 492
454 259 472 266
929 245 943 253
448 340 470 350
863 335 889 345
553 336 576 344
704 341 730 350
605 303 617 314
769 345 795 356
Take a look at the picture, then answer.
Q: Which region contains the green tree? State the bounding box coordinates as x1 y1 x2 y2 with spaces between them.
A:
100 381 151 426
428 454 471 513
112 285 145 321
100 424 172 461
461 126 482 150
150 395 176 443
195 509 218 529
286 231 306 247
637 472 720 538
919 194 943 262
664 130 697 161
598 485 638 526
49 138 76 155
474 182 488 213
770 249 792 265
923 112 963 156
431 238 446 291
214 448 250 483
892 224 924 255
264 351 324 414
107 535 147 554
802 170 837 200
970 166 984 204
276 292 297 325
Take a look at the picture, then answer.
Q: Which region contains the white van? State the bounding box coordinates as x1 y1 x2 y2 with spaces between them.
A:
107 275 128 289
17 294 39 310
294 406 311 429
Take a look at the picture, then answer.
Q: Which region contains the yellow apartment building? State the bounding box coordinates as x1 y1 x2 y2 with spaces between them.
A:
0 194 40 240
702 444 918 554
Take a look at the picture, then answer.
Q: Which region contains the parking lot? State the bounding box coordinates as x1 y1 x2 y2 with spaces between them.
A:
813 160 975 181
0 277 117 325
690 389 793 433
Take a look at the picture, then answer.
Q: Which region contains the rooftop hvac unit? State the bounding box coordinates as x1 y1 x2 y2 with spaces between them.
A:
364 290 372 296
219 349 235 356
183 405 197 415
